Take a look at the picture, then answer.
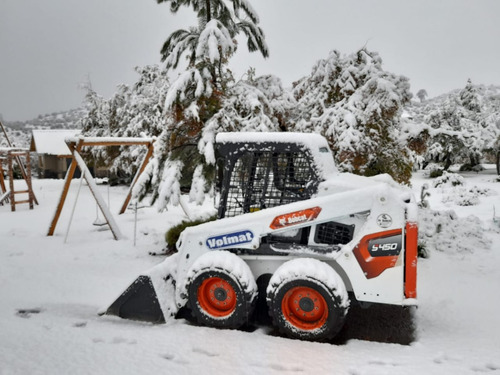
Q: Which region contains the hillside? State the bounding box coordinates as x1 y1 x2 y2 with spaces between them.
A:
407 84 500 126
1 107 86 148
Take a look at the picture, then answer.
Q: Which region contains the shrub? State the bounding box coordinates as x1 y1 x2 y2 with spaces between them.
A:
165 215 217 250
432 171 464 188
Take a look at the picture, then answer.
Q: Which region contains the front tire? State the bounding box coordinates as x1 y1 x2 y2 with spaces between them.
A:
186 251 257 329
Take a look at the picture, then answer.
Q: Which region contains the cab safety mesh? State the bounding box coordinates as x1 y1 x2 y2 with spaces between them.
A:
224 151 312 218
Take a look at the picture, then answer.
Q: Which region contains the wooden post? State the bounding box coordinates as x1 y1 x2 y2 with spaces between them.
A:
47 139 83 236
25 151 34 209
119 142 154 214
8 152 14 211
0 159 6 195
0 158 9 204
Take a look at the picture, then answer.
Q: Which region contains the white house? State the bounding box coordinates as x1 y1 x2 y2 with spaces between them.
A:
30 129 81 178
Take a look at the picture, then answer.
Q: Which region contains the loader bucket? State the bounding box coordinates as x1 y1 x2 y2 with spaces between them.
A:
103 275 165 324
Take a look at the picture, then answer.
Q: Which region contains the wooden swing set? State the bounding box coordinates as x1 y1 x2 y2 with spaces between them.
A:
0 120 38 211
47 136 154 240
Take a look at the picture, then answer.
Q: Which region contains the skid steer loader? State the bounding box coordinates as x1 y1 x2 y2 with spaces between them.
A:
103 132 418 342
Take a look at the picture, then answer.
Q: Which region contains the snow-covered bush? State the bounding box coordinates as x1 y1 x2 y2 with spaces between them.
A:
441 185 496 206
432 171 464 188
468 185 496 196
459 163 485 172
418 208 491 255
404 81 500 170
441 188 479 206
423 163 444 178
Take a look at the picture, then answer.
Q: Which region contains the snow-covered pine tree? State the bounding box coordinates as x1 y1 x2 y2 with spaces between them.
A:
425 97 466 170
143 0 270 209
292 48 413 184
456 79 496 167
460 79 481 113
198 72 295 165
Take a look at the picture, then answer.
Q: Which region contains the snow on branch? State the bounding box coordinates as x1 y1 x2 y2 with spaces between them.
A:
157 159 184 211
189 165 207 205
164 68 209 110
196 20 236 64
162 28 199 69
234 0 260 23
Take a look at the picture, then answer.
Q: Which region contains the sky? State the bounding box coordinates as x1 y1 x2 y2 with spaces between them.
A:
1 0 500 121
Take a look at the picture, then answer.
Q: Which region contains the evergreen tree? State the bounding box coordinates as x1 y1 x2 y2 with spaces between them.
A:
291 48 413 184
425 97 467 169
199 72 295 165
459 79 481 113
141 0 269 208
424 80 497 169
416 89 428 103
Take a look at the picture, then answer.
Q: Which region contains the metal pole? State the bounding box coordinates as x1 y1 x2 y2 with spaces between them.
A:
134 201 138 247
64 175 84 243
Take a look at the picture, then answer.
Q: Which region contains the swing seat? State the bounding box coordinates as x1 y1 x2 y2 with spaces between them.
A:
93 219 108 227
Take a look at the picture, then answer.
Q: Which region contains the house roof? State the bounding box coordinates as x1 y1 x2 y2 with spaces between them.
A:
30 129 82 156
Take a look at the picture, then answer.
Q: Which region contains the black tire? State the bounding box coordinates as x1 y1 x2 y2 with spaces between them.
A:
268 278 348 341
496 151 500 175
252 274 273 325
187 269 255 329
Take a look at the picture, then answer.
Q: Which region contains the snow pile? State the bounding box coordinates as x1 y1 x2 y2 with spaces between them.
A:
418 208 491 254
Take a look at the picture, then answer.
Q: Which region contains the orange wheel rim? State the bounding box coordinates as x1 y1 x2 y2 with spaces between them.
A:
197 277 237 317
281 286 328 330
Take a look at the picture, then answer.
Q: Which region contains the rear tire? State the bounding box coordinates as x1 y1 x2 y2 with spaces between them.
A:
267 259 349 341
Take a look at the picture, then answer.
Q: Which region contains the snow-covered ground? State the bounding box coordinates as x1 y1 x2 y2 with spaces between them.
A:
1 168 500 375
